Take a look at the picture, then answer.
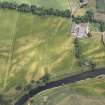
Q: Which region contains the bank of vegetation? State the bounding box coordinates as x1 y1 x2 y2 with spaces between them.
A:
0 2 71 18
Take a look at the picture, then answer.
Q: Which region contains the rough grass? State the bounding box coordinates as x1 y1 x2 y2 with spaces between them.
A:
0 8 105 105
88 0 96 11
0 9 83 91
0 9 105 92
96 0 105 12
70 75 105 96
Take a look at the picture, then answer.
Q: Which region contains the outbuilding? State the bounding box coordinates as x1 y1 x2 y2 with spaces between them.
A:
71 23 90 38
80 0 88 7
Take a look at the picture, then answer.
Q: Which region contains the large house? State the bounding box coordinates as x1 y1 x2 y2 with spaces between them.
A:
71 23 90 38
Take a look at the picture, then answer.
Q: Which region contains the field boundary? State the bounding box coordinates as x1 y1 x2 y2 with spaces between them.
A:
0 2 71 18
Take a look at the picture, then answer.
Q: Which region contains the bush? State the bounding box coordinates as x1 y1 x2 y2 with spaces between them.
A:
17 4 31 12
74 38 81 59
0 2 18 9
87 32 92 37
24 84 32 91
100 22 105 32
15 86 22 91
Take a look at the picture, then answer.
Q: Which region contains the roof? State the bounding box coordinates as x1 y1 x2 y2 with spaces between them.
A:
71 23 89 38
80 0 88 6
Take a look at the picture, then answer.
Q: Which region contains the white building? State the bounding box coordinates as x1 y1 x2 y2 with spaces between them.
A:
71 23 90 38
80 0 88 7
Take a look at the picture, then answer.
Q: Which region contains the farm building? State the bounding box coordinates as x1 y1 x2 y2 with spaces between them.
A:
80 0 88 6
71 23 90 38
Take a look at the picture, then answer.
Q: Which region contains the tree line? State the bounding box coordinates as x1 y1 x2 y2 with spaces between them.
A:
0 2 71 18
74 38 81 59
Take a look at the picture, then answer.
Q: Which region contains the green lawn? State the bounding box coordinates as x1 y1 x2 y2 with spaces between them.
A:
96 0 105 12
0 0 69 10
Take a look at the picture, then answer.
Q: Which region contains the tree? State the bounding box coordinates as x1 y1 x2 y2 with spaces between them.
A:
46 8 54 15
87 32 92 37
0 2 10 8
15 86 22 91
100 22 105 32
0 94 4 104
17 4 31 12
101 33 105 45
42 67 50 83
90 62 96 70
64 10 71 17
24 84 32 91
74 38 81 59
0 2 17 9
85 10 94 22
31 5 37 14
0 2 71 18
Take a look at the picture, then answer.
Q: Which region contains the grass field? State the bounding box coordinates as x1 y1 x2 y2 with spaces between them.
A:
71 76 105 96
80 32 105 68
0 0 69 10
0 4 105 104
96 0 105 12
88 0 96 11
0 8 105 91
0 9 83 92
27 77 105 105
